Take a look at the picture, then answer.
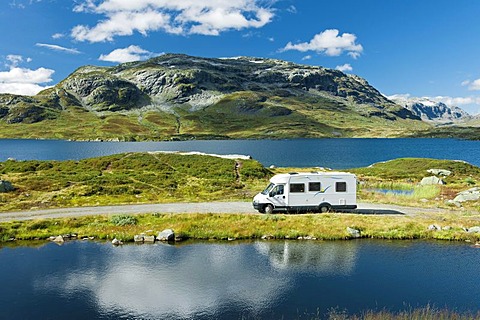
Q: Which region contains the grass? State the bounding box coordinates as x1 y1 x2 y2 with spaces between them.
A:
0 152 270 211
350 158 480 210
2 210 480 243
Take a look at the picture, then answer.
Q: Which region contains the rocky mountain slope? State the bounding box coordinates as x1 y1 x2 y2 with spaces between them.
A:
389 96 471 124
0 53 431 140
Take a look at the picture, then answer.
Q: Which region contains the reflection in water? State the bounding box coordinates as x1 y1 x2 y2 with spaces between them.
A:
255 241 358 274
2 240 480 319
34 242 292 319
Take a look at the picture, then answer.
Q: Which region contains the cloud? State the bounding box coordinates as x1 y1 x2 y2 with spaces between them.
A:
466 79 480 91
99 45 157 63
282 29 363 58
71 0 275 42
301 55 312 60
52 33 65 39
336 64 353 72
36 43 82 54
0 55 54 96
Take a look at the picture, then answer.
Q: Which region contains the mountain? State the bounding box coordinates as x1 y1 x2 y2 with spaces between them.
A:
389 96 471 124
0 53 430 140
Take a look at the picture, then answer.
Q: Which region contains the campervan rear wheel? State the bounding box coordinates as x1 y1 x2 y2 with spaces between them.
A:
264 204 274 214
319 204 331 213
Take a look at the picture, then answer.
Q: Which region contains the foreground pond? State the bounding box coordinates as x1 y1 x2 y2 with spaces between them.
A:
1 240 480 319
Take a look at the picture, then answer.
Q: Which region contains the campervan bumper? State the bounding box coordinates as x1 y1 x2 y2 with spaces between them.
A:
252 200 261 210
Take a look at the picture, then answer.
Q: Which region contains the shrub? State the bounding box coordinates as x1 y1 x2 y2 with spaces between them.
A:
110 214 138 226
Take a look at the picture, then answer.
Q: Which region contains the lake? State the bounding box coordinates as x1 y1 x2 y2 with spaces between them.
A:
1 240 479 319
1 138 480 168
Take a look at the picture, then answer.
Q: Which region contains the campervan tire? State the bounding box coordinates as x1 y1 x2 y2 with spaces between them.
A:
319 204 331 213
264 204 274 214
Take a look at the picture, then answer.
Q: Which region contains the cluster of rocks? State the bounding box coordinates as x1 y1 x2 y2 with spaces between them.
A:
112 229 179 246
448 187 480 207
49 233 80 243
427 224 480 233
420 168 451 186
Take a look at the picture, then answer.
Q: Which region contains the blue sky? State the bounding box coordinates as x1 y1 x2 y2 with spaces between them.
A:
2 0 480 114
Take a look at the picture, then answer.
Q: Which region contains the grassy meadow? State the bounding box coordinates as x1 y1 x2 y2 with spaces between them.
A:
1 154 480 243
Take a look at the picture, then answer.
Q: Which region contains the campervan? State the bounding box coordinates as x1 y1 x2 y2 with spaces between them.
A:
253 172 357 214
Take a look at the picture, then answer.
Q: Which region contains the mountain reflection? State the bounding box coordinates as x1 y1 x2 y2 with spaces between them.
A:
255 241 358 274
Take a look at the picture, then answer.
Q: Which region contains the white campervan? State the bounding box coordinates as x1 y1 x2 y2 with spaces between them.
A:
253 172 357 214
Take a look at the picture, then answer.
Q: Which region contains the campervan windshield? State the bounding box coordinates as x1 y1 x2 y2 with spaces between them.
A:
261 183 275 195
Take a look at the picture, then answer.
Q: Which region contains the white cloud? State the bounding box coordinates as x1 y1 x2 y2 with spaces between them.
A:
99 45 157 63
0 55 54 96
467 79 480 91
71 0 275 42
336 63 353 72
282 29 363 58
52 33 65 39
36 43 81 54
301 55 312 60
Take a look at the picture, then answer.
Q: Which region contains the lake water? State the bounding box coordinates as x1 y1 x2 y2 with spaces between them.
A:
1 240 479 319
1 138 480 168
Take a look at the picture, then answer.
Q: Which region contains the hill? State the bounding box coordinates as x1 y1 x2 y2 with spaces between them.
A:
0 53 436 140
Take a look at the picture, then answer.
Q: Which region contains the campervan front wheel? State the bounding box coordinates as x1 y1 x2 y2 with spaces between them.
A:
264 204 274 214
319 204 331 213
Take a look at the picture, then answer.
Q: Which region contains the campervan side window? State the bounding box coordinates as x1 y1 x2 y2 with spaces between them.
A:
309 182 321 192
336 182 347 192
290 183 305 193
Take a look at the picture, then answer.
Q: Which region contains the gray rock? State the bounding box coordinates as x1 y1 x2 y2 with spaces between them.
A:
442 226 452 231
53 235 64 243
347 227 361 238
0 180 14 193
143 235 155 243
111 238 123 245
428 224 441 231
427 169 452 176
467 226 480 233
420 176 445 185
157 229 175 241
134 234 145 242
453 187 480 203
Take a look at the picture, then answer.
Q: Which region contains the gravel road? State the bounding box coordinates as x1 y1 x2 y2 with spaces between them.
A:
0 201 458 222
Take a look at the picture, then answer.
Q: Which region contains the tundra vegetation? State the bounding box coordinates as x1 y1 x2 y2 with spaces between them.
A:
0 154 480 243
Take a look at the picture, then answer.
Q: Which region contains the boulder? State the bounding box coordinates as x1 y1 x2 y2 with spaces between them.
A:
347 227 361 238
453 187 480 203
427 169 452 176
428 224 441 231
467 226 480 233
157 229 175 241
420 176 445 185
0 180 14 192
111 238 123 245
134 234 145 242
53 235 64 243
143 235 155 243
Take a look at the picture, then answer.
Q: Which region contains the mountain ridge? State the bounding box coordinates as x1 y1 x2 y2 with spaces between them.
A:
0 53 455 140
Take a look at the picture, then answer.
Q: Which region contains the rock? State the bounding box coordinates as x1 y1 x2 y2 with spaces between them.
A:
261 234 274 240
111 238 123 245
467 226 480 233
347 227 361 238
420 176 445 185
427 169 452 176
453 187 480 203
428 224 441 231
143 235 155 243
0 180 14 193
157 229 175 241
442 226 452 231
53 235 64 243
134 234 145 242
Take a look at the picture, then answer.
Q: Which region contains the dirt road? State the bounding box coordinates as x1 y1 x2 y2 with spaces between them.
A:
0 201 458 222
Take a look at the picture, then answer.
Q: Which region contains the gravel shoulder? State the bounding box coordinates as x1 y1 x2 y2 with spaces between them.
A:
0 201 462 222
